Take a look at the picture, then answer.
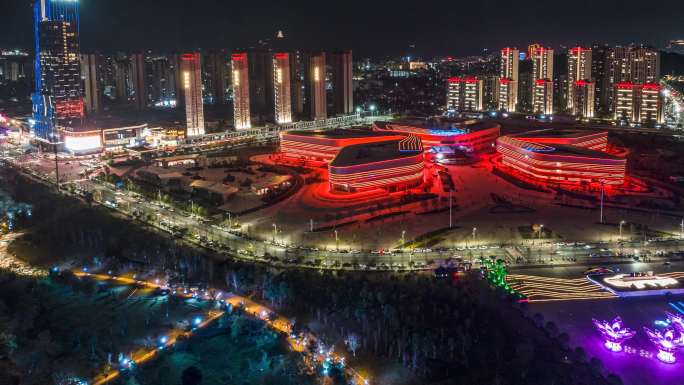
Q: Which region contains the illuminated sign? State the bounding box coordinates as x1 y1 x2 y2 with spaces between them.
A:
64 134 102 152
604 274 678 290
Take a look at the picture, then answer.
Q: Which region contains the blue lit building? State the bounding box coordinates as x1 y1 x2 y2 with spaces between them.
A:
32 0 84 144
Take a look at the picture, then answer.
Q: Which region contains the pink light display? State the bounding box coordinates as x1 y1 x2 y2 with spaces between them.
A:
643 324 684 364
592 316 637 352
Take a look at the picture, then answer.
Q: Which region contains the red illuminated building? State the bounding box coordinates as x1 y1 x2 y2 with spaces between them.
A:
279 129 405 164
496 130 626 186
372 118 500 153
329 136 425 193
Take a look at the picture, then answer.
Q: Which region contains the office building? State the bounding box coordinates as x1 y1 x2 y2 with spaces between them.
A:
606 46 660 114
131 53 147 110
531 47 554 83
572 80 595 118
567 47 592 112
500 47 519 81
446 77 484 112
614 82 638 122
498 48 520 112
181 53 205 137
0 50 29 82
527 43 541 60
614 82 664 125
32 0 84 143
231 52 251 129
173 53 185 107
629 47 660 85
246 49 275 124
533 79 554 115
80 54 101 114
497 78 518 112
331 50 354 115
305 52 327 120
205 51 227 104
483 75 500 110
639 83 663 124
518 59 534 113
148 55 176 105
591 43 610 115
527 47 554 114
273 53 293 124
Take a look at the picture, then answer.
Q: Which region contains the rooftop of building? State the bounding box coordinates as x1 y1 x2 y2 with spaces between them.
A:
511 129 606 140
374 117 499 135
547 144 622 159
190 180 239 195
283 128 399 139
136 166 185 179
330 139 423 167
501 131 621 160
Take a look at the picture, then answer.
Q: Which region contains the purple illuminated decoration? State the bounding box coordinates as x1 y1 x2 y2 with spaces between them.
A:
592 316 637 352
643 324 684 364
667 312 684 330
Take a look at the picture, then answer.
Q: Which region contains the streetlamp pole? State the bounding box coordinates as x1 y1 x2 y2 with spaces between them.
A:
401 230 406 249
600 183 605 224
335 230 339 251
53 142 60 190
449 190 453 229
472 227 477 241
619 220 625 240
272 223 277 243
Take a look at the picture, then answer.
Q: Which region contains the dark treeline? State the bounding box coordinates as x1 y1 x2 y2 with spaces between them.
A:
0 169 621 385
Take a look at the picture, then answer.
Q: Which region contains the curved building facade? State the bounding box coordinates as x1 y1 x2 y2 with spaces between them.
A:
329 136 425 193
279 129 404 163
496 130 626 185
372 118 500 153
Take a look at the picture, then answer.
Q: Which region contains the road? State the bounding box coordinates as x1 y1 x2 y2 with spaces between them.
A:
4 129 684 273
71 269 369 385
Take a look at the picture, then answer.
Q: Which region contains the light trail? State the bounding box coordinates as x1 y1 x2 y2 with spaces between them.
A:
75 271 370 385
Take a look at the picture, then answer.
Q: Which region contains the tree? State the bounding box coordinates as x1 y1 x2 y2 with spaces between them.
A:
606 374 623 385
346 333 360 357
0 331 17 356
181 366 203 385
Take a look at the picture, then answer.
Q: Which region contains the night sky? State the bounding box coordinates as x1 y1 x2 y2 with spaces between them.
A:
3 0 683 57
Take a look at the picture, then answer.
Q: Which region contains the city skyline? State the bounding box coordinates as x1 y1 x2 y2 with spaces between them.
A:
2 0 684 57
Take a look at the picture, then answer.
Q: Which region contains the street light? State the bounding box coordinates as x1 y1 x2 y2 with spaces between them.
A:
334 230 339 251
539 224 544 240
272 223 277 243
401 230 406 248
472 227 477 240
619 220 626 240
